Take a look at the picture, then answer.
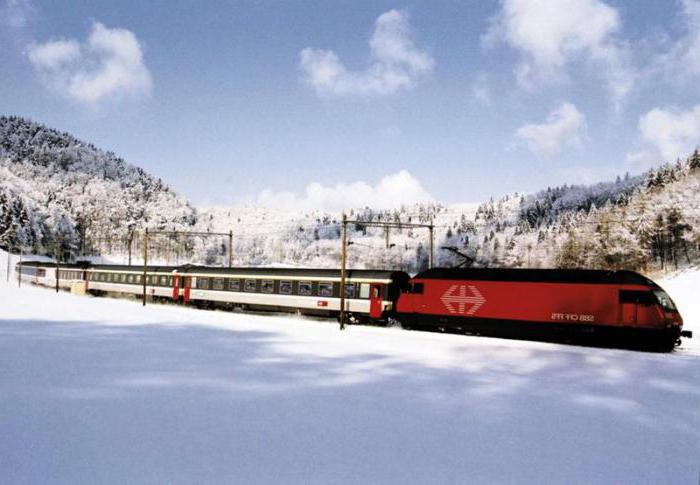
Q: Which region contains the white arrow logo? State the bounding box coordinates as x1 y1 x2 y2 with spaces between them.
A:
440 285 486 315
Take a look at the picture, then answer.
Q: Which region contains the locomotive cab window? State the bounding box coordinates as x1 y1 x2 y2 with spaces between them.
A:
408 283 424 294
653 290 678 312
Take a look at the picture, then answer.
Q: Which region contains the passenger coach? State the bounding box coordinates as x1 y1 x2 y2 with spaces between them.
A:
181 267 410 320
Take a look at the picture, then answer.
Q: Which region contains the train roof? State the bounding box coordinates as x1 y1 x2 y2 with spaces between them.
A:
413 267 656 285
90 264 179 273
17 260 88 269
177 265 409 281
54 263 409 281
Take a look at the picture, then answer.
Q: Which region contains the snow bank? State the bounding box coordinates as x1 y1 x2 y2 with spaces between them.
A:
0 280 698 483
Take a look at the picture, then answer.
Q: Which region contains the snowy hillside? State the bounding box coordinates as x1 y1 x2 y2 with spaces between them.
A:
196 154 700 274
0 261 698 483
0 116 197 258
2 115 699 277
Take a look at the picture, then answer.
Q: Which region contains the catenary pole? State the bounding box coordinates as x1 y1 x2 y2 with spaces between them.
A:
142 228 148 306
55 241 60 293
228 230 233 268
339 214 348 331
429 219 434 269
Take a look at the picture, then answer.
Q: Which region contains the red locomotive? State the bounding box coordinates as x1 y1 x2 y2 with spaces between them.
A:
395 268 691 351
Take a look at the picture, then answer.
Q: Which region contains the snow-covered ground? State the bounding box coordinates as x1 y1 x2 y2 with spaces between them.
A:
1 254 699 484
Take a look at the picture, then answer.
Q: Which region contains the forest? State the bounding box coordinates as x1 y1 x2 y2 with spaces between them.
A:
1 116 699 276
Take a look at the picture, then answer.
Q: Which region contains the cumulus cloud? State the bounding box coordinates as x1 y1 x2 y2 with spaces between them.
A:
27 21 152 105
484 0 634 105
515 102 586 158
626 105 700 167
257 170 433 212
299 9 434 96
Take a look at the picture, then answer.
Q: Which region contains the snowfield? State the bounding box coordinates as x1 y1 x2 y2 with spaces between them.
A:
1 260 699 483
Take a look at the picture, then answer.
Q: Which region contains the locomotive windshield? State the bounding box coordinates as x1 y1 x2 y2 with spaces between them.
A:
653 290 678 312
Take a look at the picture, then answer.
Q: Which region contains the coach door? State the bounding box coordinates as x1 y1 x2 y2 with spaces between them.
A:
369 284 383 319
183 277 192 304
172 274 180 301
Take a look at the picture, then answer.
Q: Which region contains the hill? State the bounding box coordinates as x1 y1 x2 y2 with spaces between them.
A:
0 116 197 257
2 115 698 275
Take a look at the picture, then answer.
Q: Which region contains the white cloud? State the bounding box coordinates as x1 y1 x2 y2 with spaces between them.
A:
655 0 700 80
299 9 434 96
1 0 35 29
626 105 700 167
27 39 80 69
27 21 152 105
257 170 433 212
515 102 586 158
485 0 633 104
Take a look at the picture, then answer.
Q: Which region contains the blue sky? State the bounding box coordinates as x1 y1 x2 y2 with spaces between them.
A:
1 0 700 209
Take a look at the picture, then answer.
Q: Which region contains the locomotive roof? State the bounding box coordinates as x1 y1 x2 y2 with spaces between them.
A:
414 267 656 285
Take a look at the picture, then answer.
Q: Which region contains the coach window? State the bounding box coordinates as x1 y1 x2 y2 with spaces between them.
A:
319 282 333 297
279 280 293 295
299 281 313 296
120 274 127 283
244 279 257 292
262 280 274 293
212 278 225 291
199 277 210 290
158 275 166 286
359 283 370 299
228 279 240 291
344 284 355 298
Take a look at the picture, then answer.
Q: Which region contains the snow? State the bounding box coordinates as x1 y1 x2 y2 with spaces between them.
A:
1 257 699 483
657 268 700 356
